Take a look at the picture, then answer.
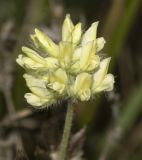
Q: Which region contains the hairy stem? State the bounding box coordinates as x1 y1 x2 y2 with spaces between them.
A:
59 102 74 160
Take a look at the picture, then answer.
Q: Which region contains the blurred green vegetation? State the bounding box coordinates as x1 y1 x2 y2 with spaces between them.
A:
0 0 142 159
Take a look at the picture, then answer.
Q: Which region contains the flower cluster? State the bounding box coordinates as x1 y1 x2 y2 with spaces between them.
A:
16 15 114 108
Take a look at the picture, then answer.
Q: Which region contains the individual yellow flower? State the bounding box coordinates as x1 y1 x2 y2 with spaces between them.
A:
72 73 92 101
33 29 59 57
16 47 58 70
59 41 73 69
92 58 114 93
48 68 68 94
23 74 55 107
62 14 82 45
16 14 114 108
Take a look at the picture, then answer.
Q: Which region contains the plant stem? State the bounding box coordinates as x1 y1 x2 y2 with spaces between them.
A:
59 102 74 160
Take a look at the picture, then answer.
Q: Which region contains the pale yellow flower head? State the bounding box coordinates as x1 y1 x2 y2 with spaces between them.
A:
16 14 114 108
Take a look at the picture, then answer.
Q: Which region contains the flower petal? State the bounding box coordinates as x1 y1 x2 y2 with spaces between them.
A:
96 37 106 52
72 23 82 45
80 42 94 70
16 54 58 71
70 47 82 74
92 58 111 91
72 47 82 61
87 55 100 71
59 41 73 68
73 73 92 101
30 34 40 48
94 74 114 93
48 68 68 94
80 42 99 71
16 54 25 67
16 54 45 70
34 28 59 57
23 74 49 97
22 47 45 64
24 93 54 107
102 74 114 91
82 22 99 44
24 93 46 106
45 57 58 69
62 14 74 42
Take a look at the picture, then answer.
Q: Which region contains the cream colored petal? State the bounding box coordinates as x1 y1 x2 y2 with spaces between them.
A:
96 37 106 52
16 54 58 71
62 14 74 42
16 55 44 70
35 28 59 57
22 47 45 64
48 68 68 94
79 90 91 101
92 58 111 89
80 42 99 71
59 41 73 68
70 62 80 74
16 54 25 67
23 74 49 97
72 47 81 61
82 22 99 44
49 68 68 84
70 47 81 74
102 74 114 91
73 73 92 93
48 82 65 94
30 34 39 48
72 23 82 44
31 34 52 56
22 56 58 70
24 93 55 107
94 74 114 93
80 42 94 70
45 57 58 69
24 93 48 106
87 55 100 71
73 73 92 101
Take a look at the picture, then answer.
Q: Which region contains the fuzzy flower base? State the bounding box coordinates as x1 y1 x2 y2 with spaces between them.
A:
16 14 114 108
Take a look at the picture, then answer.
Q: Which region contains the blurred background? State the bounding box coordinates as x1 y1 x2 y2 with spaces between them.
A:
0 0 142 159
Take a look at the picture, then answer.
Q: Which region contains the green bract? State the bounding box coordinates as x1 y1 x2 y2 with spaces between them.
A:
16 14 114 108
